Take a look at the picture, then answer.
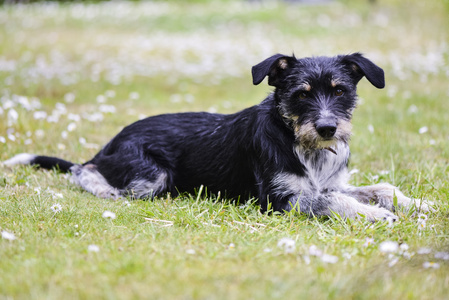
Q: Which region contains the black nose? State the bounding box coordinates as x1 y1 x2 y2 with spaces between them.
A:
316 123 337 139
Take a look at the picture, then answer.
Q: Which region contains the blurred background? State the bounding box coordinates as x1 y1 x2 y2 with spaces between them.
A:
0 0 448 171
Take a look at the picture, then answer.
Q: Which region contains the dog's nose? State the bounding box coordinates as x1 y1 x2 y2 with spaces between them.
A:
315 120 337 139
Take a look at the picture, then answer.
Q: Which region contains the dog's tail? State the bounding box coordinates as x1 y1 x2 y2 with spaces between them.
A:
3 153 75 173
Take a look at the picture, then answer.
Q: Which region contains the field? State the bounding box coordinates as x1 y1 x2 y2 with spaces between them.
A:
1 0 449 299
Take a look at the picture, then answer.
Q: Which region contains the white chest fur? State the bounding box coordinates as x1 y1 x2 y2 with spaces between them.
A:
272 142 350 199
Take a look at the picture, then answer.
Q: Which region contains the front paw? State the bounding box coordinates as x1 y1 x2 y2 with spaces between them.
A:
358 205 398 222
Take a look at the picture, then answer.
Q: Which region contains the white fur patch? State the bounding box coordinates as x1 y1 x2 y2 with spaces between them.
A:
70 164 121 200
3 153 36 166
126 173 167 198
271 172 309 197
271 142 351 212
328 192 397 221
295 141 350 190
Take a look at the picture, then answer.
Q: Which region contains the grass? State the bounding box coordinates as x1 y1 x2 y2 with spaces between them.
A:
1 0 449 299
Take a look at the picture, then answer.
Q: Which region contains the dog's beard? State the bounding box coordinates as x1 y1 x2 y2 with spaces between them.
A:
293 121 352 152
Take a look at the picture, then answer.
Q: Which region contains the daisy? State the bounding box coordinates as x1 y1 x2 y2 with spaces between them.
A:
51 203 62 213
321 254 338 264
379 241 399 253
102 210 116 219
1 231 16 241
277 238 295 253
423 262 440 269
88 244 100 252
417 213 427 230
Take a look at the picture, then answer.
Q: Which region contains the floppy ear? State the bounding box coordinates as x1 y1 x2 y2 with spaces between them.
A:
251 54 297 87
342 53 385 89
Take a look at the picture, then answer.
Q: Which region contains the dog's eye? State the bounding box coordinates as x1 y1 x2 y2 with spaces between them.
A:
298 92 308 100
335 89 344 96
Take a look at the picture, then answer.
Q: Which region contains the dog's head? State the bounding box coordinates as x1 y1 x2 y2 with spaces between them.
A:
252 53 384 151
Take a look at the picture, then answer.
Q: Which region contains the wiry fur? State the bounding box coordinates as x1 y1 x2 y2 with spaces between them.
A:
4 53 429 221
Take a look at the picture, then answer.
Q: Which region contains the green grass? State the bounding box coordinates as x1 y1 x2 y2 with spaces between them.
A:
1 0 449 299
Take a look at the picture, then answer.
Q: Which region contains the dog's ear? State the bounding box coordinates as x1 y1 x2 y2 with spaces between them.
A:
252 54 296 87
342 53 385 89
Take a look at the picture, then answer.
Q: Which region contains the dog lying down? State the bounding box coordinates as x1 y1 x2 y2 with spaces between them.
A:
4 53 431 221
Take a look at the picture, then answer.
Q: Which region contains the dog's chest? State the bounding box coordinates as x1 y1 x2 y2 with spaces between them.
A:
295 143 350 192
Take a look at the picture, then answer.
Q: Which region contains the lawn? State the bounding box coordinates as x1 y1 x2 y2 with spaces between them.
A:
1 0 449 299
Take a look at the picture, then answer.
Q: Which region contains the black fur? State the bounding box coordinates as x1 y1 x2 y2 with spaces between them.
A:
14 53 395 218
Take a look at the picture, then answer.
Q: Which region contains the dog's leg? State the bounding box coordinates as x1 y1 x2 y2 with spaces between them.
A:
344 183 430 212
268 173 398 221
70 164 121 199
281 191 398 222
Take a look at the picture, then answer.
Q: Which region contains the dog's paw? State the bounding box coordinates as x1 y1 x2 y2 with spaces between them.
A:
97 187 122 200
358 206 398 223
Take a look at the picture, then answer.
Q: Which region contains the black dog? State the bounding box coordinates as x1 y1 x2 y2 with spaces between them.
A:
4 53 425 221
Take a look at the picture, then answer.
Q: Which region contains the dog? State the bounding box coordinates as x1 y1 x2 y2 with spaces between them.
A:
4 53 426 221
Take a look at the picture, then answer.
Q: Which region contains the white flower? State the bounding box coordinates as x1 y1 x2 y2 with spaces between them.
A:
228 243 235 249
96 95 106 103
52 193 63 199
67 122 77 132
367 124 374 133
102 210 116 219
64 93 75 103
418 213 428 221
0 136 5 143
388 257 399 267
105 90 116 98
99 104 116 113
303 255 311 265
277 238 295 253
417 213 427 230
407 104 418 114
88 244 100 252
419 126 428 134
33 111 47 120
399 243 409 252
321 254 338 264
35 129 45 138
417 247 432 255
434 252 449 260
309 245 323 257
379 241 399 253
51 203 62 213
185 249 196 255
7 108 18 125
363 238 374 247
2 231 16 240
342 252 352 260
423 262 440 269
68 113 81 121
129 92 139 100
